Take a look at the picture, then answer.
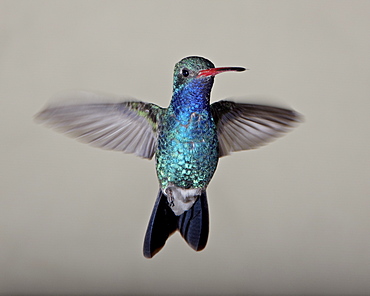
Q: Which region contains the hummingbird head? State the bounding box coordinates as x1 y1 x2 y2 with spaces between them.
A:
172 56 246 99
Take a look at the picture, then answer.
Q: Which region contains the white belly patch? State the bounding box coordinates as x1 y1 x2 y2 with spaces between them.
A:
163 186 202 216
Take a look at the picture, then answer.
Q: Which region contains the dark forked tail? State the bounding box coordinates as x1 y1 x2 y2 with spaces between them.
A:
143 190 177 258
143 189 209 258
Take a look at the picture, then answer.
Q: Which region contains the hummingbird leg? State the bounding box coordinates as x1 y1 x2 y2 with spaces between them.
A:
165 187 175 208
163 185 201 216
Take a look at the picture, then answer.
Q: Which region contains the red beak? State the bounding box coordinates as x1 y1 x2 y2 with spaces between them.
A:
197 67 246 77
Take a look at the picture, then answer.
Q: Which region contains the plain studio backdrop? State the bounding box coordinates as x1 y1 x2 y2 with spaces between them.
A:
1 1 369 295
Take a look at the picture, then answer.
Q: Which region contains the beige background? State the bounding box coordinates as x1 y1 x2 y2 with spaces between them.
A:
1 1 369 295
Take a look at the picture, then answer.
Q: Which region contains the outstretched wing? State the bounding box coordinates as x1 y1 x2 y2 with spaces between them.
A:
211 100 302 157
35 92 164 159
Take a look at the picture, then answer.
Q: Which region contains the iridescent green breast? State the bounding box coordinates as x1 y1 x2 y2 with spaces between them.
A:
155 109 219 190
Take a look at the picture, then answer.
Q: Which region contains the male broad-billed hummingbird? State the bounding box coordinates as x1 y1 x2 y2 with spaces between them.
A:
36 56 301 258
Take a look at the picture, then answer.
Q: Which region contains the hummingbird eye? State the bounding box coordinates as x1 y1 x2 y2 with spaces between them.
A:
181 68 190 77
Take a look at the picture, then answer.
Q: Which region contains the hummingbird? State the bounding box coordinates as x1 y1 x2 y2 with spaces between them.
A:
35 56 301 258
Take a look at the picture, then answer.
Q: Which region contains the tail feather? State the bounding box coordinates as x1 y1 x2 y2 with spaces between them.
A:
143 190 177 258
143 190 209 258
178 191 209 251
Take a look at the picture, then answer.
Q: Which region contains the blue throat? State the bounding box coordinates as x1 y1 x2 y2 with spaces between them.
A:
169 78 214 116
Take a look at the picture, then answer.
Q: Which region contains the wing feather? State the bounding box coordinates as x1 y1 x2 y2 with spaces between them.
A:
35 92 164 159
211 100 302 157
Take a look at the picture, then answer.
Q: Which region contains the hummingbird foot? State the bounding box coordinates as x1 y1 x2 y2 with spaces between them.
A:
164 185 201 216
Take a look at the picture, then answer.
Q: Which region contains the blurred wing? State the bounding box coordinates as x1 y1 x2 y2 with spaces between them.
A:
211 100 302 157
35 93 164 159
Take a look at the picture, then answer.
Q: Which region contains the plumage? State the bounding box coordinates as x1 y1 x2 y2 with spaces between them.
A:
211 101 302 157
143 190 208 258
35 98 163 159
35 56 302 258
